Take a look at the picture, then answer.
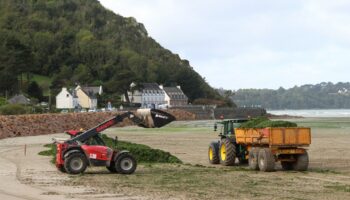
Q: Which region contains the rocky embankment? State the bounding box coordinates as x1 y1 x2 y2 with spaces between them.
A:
0 109 195 139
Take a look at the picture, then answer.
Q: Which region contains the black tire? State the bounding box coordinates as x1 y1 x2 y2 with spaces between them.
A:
57 165 66 173
208 141 220 164
219 139 236 166
248 148 259 170
258 148 275 172
64 152 88 174
115 153 137 174
107 164 117 173
293 152 309 171
281 161 294 170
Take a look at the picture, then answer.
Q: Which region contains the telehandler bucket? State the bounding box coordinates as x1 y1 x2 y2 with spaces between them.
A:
135 109 176 128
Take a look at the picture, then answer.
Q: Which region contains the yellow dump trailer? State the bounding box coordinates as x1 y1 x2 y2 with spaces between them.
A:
208 119 311 172
235 127 311 147
235 127 311 171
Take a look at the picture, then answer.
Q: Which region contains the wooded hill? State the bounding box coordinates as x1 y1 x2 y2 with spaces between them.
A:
0 0 223 104
233 82 350 109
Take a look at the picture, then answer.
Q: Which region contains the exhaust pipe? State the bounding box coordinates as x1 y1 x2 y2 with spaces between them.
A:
136 109 176 128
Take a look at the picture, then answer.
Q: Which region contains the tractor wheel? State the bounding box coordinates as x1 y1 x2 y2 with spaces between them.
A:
64 152 88 174
219 139 236 166
281 161 294 170
115 153 137 174
258 148 275 172
208 141 220 164
248 148 259 170
293 152 309 171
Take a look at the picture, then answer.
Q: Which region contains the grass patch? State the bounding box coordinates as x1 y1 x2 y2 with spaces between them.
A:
38 134 181 164
38 144 56 163
308 168 341 174
239 117 297 128
325 183 350 192
101 134 181 163
65 164 265 199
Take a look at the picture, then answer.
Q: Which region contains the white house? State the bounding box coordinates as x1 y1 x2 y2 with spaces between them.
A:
56 88 78 109
122 83 166 108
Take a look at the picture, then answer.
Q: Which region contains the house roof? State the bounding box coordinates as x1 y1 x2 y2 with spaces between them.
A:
79 86 101 99
69 89 78 98
8 94 31 105
57 87 78 98
82 86 100 95
140 83 163 93
163 87 188 100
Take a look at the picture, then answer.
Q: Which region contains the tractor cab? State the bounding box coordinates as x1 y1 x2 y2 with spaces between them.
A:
214 119 248 138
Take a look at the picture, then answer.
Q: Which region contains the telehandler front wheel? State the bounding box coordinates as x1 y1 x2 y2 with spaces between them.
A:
57 165 66 173
219 139 236 166
64 152 88 174
208 141 220 164
107 164 117 173
115 153 137 174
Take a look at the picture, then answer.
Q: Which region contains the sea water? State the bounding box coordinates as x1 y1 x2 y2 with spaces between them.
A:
267 109 350 118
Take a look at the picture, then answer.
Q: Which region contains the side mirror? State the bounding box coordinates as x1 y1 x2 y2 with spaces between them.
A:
214 124 217 132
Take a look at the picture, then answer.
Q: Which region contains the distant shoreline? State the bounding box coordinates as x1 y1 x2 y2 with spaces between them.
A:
267 109 350 118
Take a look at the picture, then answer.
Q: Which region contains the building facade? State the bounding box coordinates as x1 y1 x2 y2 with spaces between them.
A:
122 83 166 108
56 88 78 109
161 85 188 107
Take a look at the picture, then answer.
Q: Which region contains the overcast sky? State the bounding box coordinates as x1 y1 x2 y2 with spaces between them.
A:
99 0 350 90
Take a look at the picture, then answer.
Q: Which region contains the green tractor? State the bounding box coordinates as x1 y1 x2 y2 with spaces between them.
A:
208 119 248 165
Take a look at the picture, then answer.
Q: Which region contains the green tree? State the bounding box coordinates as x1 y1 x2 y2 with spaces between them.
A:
27 81 43 101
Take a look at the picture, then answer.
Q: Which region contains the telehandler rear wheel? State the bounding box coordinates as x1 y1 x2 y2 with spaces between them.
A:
64 152 88 174
219 139 236 166
258 148 275 172
248 148 259 170
115 153 137 174
293 152 309 171
208 141 220 164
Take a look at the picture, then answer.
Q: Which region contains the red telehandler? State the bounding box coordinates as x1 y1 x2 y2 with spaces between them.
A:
54 109 175 175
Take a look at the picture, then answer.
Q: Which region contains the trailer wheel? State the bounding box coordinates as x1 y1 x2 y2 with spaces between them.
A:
238 157 249 165
115 153 137 174
293 152 309 171
64 152 87 174
258 148 275 172
281 161 294 170
219 139 236 166
248 148 259 170
208 141 220 164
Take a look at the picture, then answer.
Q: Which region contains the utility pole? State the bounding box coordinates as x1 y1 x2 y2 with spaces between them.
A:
48 88 51 112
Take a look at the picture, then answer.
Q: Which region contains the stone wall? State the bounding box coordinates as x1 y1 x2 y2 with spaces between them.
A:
0 109 195 139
